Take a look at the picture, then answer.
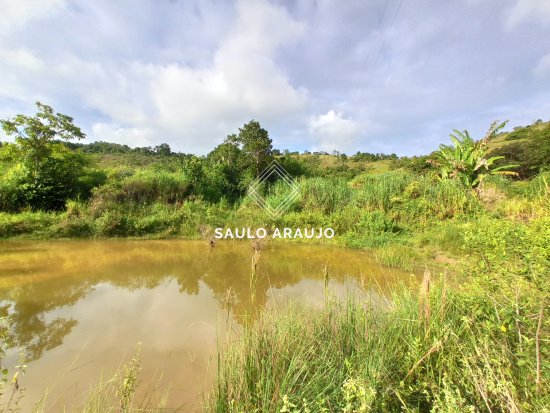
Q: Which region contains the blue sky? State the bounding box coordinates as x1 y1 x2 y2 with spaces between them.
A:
1 0 549 155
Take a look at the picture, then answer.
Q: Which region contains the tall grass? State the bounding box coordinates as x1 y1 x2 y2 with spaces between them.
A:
91 169 191 207
210 274 549 412
351 172 479 221
8 344 172 413
351 171 412 212
299 177 352 214
0 211 60 238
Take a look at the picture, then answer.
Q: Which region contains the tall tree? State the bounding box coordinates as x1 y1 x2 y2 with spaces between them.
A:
0 103 87 211
154 143 172 156
236 120 273 177
0 102 85 177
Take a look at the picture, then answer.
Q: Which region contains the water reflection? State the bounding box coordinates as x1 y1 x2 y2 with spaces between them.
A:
0 239 414 411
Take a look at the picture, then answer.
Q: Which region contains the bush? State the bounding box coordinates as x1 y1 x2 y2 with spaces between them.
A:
463 216 550 291
0 174 24 212
54 216 94 238
90 170 191 208
490 122 550 178
0 144 87 212
94 210 134 237
76 168 108 200
0 211 59 237
351 171 412 212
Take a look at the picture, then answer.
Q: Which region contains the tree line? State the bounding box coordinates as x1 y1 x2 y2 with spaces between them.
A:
1 102 548 212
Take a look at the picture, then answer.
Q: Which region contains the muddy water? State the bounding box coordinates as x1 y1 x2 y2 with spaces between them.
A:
0 240 415 411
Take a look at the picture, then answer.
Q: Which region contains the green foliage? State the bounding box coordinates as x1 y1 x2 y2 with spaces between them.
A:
351 151 397 162
277 155 316 177
0 144 89 211
19 145 88 211
211 275 548 412
76 168 108 200
489 122 550 178
300 177 352 214
390 155 433 174
0 211 59 237
463 215 550 291
431 121 518 188
0 102 85 178
344 210 403 248
0 104 92 211
90 169 190 208
232 120 273 177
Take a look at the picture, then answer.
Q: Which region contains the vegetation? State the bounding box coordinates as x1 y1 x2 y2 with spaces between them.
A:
0 105 549 411
430 121 518 188
488 121 550 178
0 341 168 412
210 192 549 412
211 278 548 412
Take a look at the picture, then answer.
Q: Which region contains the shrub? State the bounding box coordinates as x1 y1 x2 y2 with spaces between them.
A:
89 170 191 209
76 168 108 199
54 216 94 238
0 174 24 212
0 211 59 237
94 210 134 237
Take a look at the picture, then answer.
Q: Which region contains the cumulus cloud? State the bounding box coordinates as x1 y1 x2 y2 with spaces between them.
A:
151 0 307 142
308 110 360 153
0 0 307 153
91 123 154 148
0 0 66 35
1 0 549 155
534 53 550 78
505 0 550 28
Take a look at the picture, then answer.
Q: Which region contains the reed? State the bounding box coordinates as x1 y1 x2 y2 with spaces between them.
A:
210 276 549 412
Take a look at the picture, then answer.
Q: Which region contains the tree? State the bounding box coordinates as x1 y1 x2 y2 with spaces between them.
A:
208 138 242 167
0 103 88 211
430 121 518 188
1 102 85 178
153 143 172 156
234 120 273 177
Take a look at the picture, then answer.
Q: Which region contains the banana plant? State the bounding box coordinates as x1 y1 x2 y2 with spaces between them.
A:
430 121 518 188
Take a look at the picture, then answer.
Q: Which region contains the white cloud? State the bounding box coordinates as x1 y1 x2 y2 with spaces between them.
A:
1 0 550 156
0 49 45 98
91 123 154 148
308 110 360 153
534 53 550 78
505 0 550 28
0 0 307 153
150 0 307 143
0 0 66 35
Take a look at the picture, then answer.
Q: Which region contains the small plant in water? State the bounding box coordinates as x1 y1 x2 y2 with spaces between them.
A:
117 343 142 413
0 317 27 413
249 248 261 305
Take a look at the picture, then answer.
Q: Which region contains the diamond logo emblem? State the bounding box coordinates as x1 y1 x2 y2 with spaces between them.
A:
247 160 300 219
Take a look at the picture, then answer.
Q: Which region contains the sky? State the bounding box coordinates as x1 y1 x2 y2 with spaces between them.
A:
0 0 549 156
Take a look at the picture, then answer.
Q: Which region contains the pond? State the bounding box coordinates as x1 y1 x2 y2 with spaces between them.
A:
0 239 416 411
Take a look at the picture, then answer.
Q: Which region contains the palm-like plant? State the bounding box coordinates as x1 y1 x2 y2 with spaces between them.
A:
431 121 518 188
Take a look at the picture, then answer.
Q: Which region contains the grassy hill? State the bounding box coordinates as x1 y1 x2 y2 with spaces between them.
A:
280 120 550 178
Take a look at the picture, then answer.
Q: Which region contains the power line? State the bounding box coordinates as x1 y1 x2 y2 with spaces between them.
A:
363 0 391 78
364 0 405 85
